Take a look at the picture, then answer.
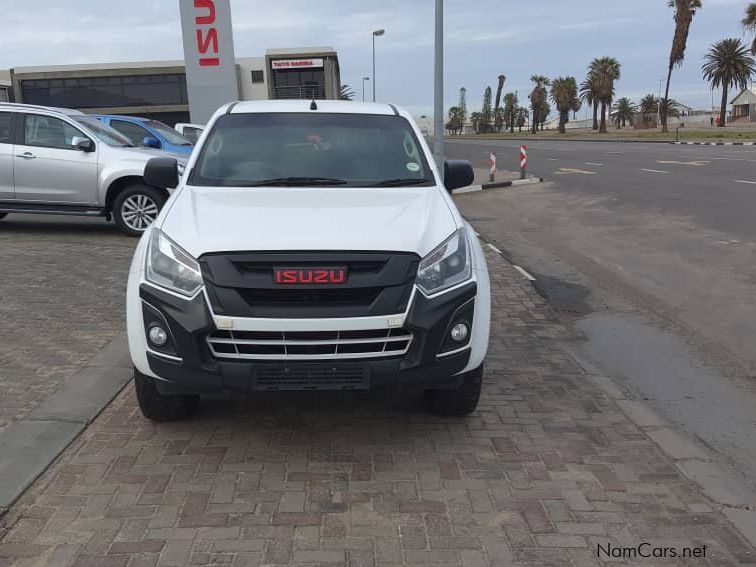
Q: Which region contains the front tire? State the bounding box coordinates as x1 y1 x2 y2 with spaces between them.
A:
134 369 199 422
425 364 484 417
113 185 166 237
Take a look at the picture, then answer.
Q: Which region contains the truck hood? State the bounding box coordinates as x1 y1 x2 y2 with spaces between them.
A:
160 186 459 258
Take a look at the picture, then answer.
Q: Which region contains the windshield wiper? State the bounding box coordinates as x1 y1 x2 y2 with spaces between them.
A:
249 177 349 187
368 178 433 187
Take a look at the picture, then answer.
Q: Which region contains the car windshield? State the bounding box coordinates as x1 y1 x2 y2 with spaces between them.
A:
73 117 135 147
146 120 193 146
189 113 434 188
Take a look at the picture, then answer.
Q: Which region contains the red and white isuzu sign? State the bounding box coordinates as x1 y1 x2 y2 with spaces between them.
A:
271 59 324 70
179 0 238 124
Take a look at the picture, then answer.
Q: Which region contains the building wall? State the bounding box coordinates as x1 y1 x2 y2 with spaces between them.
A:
4 48 340 125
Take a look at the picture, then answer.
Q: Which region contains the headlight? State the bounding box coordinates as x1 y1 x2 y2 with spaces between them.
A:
416 228 472 296
145 229 203 297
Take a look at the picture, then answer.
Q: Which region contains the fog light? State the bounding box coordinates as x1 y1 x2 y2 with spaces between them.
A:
148 325 169 347
450 323 469 343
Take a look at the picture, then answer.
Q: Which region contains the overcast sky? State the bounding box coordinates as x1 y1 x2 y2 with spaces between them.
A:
1 0 753 116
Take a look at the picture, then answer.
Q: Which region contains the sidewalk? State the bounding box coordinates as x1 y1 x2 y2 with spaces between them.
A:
1 247 754 566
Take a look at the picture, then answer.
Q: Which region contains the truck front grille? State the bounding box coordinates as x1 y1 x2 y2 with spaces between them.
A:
207 328 413 361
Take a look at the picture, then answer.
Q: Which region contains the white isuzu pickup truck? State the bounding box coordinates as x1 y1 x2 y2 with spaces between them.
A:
126 100 490 421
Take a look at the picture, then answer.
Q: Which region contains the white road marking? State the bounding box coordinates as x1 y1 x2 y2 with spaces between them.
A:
585 162 603 166
642 169 669 174
549 158 559 161
715 157 756 163
554 168 596 175
486 243 504 255
513 265 537 282
733 180 756 185
607 152 623 155
656 160 709 166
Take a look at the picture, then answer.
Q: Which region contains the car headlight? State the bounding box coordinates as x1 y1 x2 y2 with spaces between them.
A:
416 228 472 296
145 229 203 297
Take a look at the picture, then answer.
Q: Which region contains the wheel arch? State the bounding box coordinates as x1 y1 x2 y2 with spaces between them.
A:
105 176 168 214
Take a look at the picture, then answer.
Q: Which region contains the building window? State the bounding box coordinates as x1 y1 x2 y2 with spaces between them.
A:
20 73 189 109
272 69 326 100
251 70 264 84
0 88 8 103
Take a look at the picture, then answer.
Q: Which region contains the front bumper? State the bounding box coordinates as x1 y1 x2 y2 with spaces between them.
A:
137 281 478 395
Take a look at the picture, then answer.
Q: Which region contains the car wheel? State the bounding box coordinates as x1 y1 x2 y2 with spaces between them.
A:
113 185 166 237
425 364 484 417
134 369 199 422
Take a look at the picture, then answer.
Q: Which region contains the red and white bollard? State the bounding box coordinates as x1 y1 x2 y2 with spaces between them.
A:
489 152 496 182
519 145 528 179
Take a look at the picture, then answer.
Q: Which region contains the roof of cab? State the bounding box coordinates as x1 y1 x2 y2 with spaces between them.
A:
228 100 398 116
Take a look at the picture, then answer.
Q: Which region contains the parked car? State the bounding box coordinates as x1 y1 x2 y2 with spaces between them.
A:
126 100 491 421
91 115 194 156
0 103 187 236
174 123 204 144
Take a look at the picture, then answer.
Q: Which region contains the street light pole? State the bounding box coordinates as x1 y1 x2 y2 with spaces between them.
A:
433 0 444 168
362 76 370 102
372 29 385 102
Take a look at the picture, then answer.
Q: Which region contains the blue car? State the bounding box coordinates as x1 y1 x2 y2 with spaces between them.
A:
91 115 194 156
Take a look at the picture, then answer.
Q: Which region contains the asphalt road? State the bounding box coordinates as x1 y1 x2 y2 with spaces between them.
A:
449 138 756 494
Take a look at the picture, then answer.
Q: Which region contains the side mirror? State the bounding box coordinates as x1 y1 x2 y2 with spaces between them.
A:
444 160 474 192
72 136 93 152
144 157 179 189
143 136 161 149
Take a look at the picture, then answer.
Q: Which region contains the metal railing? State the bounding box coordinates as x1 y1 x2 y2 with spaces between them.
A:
273 85 326 100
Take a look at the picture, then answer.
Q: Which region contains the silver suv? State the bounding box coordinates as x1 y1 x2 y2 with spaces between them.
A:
0 103 187 236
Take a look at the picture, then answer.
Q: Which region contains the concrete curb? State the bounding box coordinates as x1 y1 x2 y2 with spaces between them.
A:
0 333 132 518
568 350 756 549
673 141 756 146
453 176 544 195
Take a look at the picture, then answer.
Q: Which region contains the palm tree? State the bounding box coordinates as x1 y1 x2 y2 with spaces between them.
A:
550 76 581 133
470 111 483 134
494 107 505 132
581 66 600 130
661 1 702 133
339 84 355 100
702 38 756 127
743 3 756 55
515 107 528 132
612 97 637 128
494 75 507 120
639 94 659 128
503 92 518 133
590 57 621 133
529 75 549 134
447 106 463 135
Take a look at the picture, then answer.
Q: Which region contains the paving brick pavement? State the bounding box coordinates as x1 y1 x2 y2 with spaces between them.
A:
1 238 755 566
0 217 135 433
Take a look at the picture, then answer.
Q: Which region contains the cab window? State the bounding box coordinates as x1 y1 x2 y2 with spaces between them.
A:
0 112 11 144
23 114 85 150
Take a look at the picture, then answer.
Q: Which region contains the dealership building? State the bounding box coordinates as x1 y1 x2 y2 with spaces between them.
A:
2 47 340 125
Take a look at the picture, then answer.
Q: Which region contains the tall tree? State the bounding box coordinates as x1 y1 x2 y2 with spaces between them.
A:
503 92 518 133
458 88 468 128
743 3 756 55
590 57 621 133
662 0 702 133
481 86 493 133
529 75 549 134
494 75 506 119
470 112 483 134
702 38 756 127
581 69 600 130
550 77 581 133
515 107 528 132
447 106 463 135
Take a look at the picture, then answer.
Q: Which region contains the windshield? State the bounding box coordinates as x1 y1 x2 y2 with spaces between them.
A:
73 117 135 147
147 120 193 146
189 113 434 188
